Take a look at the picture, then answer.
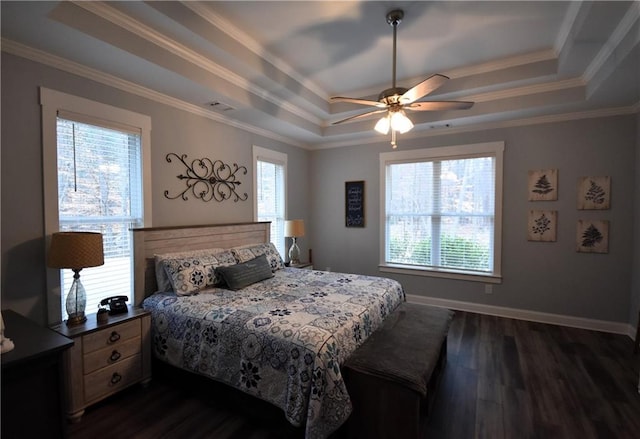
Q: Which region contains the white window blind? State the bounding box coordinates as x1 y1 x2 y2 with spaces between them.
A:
256 159 286 258
382 142 503 279
56 117 143 317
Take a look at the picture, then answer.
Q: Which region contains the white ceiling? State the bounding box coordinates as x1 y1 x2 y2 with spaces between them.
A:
2 1 639 149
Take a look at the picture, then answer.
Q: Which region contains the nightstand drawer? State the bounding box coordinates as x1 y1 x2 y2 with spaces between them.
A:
83 336 142 375
82 319 140 354
84 354 142 403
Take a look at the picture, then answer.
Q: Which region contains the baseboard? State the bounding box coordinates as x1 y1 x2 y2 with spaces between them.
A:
406 294 635 339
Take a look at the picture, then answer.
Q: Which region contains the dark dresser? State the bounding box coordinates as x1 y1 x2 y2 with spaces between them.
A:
1 309 74 438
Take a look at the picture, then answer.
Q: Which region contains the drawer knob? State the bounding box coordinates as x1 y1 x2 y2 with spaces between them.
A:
109 331 121 343
111 372 122 385
110 350 121 362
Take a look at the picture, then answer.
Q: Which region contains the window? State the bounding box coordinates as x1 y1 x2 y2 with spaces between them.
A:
380 142 503 282
253 146 287 258
56 117 143 317
41 88 151 324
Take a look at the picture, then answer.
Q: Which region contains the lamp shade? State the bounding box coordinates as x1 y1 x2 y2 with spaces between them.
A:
284 220 305 238
48 232 105 269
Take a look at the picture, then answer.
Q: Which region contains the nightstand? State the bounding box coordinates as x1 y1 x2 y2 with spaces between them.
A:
1 310 74 439
290 262 313 270
52 307 151 422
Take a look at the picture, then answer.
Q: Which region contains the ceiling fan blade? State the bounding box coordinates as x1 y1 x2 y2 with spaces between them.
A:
333 109 388 125
406 101 474 111
331 96 387 108
400 74 450 104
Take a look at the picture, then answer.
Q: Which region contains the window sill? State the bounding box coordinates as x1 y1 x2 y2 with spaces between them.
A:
379 263 502 284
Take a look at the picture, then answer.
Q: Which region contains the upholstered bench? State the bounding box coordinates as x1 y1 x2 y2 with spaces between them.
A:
342 302 454 439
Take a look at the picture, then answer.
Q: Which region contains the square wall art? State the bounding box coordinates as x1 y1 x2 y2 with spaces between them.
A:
576 220 609 253
528 210 557 242
577 176 610 209
528 169 558 201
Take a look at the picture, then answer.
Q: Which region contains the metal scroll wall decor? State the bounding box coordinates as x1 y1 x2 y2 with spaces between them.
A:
164 153 248 202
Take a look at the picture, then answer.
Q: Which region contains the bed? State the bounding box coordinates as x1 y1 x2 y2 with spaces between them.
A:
132 222 405 439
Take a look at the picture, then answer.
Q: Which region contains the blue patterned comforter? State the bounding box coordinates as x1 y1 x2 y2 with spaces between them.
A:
142 267 405 438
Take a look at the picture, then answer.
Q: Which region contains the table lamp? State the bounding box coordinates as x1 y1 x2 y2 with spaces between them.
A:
284 220 305 265
48 232 104 326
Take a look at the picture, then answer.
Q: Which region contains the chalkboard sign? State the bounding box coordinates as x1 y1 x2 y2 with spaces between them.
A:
345 180 365 227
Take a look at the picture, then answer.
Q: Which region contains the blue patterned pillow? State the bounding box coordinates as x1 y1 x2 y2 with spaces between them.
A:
231 242 285 272
163 250 237 295
154 248 224 292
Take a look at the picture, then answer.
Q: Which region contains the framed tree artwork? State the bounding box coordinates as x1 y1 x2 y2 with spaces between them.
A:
528 210 557 242
528 169 558 201
576 220 609 253
577 176 610 209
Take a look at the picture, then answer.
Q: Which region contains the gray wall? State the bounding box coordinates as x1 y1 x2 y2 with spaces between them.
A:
310 116 637 324
1 51 638 328
0 53 310 325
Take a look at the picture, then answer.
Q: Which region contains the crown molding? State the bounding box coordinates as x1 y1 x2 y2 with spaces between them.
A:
316 104 638 150
1 38 306 149
554 1 587 56
465 77 585 103
182 1 328 101
72 1 322 126
584 1 640 83
341 49 559 100
443 49 557 80
3 37 636 152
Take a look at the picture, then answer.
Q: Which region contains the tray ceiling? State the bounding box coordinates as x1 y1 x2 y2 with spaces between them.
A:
2 1 638 148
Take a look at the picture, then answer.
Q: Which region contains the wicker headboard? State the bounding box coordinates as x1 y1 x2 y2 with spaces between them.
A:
131 222 271 306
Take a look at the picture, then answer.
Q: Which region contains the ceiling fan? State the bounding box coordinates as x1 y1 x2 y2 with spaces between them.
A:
331 9 474 148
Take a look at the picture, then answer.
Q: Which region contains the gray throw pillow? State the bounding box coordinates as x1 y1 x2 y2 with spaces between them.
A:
216 254 274 290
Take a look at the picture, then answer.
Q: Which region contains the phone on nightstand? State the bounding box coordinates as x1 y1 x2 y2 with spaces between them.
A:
100 296 128 315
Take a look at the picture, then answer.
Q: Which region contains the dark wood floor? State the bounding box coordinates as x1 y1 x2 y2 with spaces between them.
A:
68 311 640 439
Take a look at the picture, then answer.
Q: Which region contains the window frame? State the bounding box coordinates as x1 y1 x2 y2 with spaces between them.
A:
41 87 152 325
379 141 504 283
252 146 288 258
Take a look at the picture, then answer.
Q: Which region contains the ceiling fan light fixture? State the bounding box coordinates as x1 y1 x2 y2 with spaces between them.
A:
330 9 473 149
374 115 390 134
390 110 413 134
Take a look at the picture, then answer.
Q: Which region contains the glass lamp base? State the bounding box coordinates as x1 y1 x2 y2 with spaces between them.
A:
66 313 87 326
65 271 87 327
288 238 301 265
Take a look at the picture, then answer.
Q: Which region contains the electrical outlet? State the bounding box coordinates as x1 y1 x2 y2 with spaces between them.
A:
484 284 493 294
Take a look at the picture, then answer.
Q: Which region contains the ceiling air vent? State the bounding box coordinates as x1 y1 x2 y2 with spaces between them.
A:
207 101 235 112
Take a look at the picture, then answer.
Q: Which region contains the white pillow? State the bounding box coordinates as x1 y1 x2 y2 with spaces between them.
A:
154 248 224 292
